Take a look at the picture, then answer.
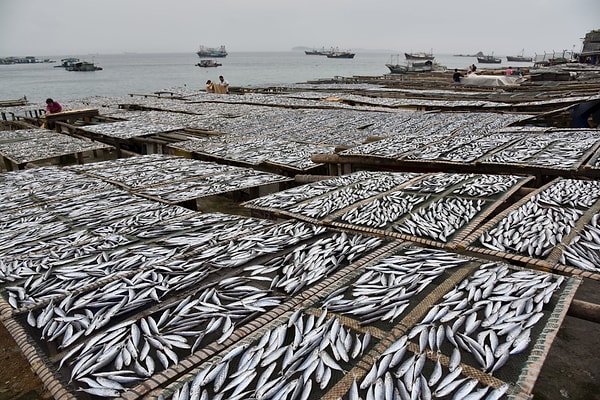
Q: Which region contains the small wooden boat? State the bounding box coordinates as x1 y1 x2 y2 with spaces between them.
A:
197 60 222 68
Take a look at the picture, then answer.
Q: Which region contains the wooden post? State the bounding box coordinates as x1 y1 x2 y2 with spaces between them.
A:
568 299 600 324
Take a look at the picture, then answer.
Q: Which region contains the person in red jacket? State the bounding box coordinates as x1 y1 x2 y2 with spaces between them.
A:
45 98 62 114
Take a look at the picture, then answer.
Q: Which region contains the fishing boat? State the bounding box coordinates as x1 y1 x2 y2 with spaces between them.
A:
305 47 328 55
55 57 80 68
386 60 435 74
477 54 502 64
326 50 355 59
66 61 102 71
196 60 222 68
404 51 435 61
506 49 533 62
196 45 228 58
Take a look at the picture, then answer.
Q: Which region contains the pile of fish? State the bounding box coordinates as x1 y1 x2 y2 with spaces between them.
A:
353 262 564 399
206 221 328 269
395 197 486 242
0 128 50 143
341 125 463 160
171 136 334 171
73 154 293 203
354 335 510 400
322 247 470 325
421 132 525 163
561 212 600 272
13 216 387 396
74 156 235 189
480 130 600 169
287 174 414 219
245 171 408 211
452 174 521 198
247 172 527 245
243 231 383 295
404 131 519 163
478 179 600 260
340 191 428 228
343 114 525 160
0 132 112 164
158 309 372 400
58 277 285 397
106 110 218 131
409 263 563 370
81 120 184 139
7 243 176 308
341 125 598 171
403 174 473 194
8 217 304 309
0 203 197 284
166 109 530 170
136 168 293 203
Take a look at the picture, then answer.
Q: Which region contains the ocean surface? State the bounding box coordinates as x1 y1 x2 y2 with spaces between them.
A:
0 51 534 103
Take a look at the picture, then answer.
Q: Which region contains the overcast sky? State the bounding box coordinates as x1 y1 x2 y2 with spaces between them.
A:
1 0 598 57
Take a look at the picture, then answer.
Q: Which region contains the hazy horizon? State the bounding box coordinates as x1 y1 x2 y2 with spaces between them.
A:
1 0 598 58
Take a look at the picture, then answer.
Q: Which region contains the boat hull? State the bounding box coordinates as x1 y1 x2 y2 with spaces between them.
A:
506 56 533 62
197 61 222 68
405 52 435 61
326 52 355 59
477 56 502 64
66 61 102 71
305 50 327 55
385 62 433 74
197 52 227 58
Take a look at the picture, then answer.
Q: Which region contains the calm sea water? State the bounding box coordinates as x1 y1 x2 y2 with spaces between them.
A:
0 52 531 103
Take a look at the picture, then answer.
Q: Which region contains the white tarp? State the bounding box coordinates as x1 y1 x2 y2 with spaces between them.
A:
461 74 525 87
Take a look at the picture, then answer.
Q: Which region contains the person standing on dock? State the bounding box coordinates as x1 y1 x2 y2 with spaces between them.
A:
45 98 62 114
217 75 229 94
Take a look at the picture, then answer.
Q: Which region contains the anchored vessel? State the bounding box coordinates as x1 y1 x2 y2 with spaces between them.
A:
305 47 329 55
477 54 502 64
196 45 228 58
196 60 222 68
404 51 435 61
507 50 533 62
66 61 102 71
386 60 434 74
326 50 355 59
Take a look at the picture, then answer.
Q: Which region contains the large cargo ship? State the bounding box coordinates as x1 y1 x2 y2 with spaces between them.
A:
196 45 228 58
